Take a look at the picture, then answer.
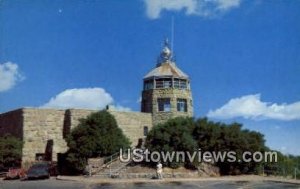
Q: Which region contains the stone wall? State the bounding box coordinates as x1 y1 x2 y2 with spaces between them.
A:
0 108 153 166
109 110 153 147
22 108 68 165
68 109 96 131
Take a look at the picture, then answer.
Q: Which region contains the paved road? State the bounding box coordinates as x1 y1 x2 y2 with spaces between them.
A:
94 181 300 189
1 179 300 189
0 178 85 189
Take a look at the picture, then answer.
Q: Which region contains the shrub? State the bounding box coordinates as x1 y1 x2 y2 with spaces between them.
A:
64 110 131 173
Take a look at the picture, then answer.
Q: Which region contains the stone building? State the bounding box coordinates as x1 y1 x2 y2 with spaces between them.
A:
0 108 152 166
0 40 193 166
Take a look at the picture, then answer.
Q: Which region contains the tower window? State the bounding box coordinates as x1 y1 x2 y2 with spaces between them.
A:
156 78 172 89
177 98 187 112
174 79 187 89
157 98 171 112
144 80 154 90
179 80 187 89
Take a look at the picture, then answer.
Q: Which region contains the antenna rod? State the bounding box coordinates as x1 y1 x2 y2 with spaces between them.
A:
171 16 174 56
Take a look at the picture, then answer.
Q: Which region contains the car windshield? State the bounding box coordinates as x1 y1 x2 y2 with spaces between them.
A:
28 167 47 174
30 163 48 169
27 163 48 174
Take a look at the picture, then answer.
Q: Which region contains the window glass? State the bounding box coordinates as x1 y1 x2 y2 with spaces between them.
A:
158 98 171 112
144 80 154 90
174 78 179 88
179 79 187 89
177 98 187 112
174 79 187 89
156 78 172 89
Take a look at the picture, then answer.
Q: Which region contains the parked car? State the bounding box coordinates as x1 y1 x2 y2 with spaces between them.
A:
23 162 50 180
5 167 25 180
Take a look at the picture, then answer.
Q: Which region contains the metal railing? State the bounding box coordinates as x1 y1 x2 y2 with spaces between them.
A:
93 148 134 177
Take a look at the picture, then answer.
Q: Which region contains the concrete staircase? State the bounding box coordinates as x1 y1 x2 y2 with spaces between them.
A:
90 149 133 178
95 158 131 178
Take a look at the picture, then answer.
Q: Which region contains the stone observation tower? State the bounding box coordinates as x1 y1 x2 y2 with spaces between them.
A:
141 40 193 125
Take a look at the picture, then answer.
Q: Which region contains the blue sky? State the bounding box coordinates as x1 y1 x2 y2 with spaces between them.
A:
0 0 299 155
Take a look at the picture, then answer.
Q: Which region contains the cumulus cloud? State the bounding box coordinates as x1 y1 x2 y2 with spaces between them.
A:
0 62 24 92
144 0 241 19
108 105 132 112
42 88 114 110
207 94 300 121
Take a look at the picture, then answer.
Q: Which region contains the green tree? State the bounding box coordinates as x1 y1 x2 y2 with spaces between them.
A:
192 118 224 152
142 116 274 175
65 110 131 173
145 117 197 168
0 135 23 170
193 118 267 175
267 153 300 178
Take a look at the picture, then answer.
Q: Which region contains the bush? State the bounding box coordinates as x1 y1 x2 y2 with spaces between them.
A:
64 110 131 174
146 117 268 175
0 135 23 170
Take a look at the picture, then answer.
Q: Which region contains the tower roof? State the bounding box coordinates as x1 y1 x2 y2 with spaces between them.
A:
143 62 188 79
144 39 189 79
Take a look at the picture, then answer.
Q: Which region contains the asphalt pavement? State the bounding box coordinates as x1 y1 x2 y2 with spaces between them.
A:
0 178 85 189
1 178 300 189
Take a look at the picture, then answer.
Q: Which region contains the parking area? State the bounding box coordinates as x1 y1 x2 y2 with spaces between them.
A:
1 178 300 189
0 178 85 189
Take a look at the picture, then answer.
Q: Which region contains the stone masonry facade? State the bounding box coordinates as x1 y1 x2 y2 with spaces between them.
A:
0 108 152 166
142 88 193 125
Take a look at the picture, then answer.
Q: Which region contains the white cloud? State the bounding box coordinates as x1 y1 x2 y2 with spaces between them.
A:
144 0 241 19
108 105 132 112
215 0 240 10
207 94 300 121
0 62 24 92
42 88 114 110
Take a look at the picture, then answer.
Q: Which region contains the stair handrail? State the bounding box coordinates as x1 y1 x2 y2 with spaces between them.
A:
92 147 134 175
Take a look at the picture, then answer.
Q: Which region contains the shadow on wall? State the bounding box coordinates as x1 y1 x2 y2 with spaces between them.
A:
63 110 71 139
44 139 53 161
